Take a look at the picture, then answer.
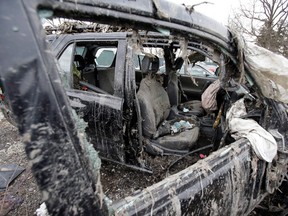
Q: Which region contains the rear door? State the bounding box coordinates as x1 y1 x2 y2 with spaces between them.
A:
54 35 127 163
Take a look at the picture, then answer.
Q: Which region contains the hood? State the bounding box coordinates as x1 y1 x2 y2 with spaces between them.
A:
244 42 288 104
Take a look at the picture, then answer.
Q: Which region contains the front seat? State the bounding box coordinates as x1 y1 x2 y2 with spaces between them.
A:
166 57 205 118
137 55 200 155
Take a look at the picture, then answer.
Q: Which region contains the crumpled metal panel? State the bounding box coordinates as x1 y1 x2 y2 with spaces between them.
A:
244 42 288 104
112 140 265 215
152 0 229 39
61 0 229 44
39 0 235 53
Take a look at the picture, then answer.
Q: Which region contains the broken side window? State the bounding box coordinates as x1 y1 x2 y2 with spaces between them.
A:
58 41 118 95
58 43 74 88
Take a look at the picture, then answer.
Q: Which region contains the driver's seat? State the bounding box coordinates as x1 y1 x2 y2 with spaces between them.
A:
137 55 199 155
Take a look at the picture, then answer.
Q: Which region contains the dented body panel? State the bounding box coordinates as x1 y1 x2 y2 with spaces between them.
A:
113 139 265 215
0 0 287 215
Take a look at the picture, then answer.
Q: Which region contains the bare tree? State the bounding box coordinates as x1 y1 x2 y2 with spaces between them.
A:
229 0 288 57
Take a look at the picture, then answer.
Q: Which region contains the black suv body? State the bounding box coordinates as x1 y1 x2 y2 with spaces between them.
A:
0 0 287 215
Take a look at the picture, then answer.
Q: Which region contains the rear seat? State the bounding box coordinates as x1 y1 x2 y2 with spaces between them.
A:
97 68 115 95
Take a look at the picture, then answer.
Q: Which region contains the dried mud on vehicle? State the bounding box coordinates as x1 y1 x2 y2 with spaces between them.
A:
0 0 288 215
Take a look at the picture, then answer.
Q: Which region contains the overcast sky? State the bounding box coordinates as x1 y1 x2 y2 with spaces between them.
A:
167 0 241 25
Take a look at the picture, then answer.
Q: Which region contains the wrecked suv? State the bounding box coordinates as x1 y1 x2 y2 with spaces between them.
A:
49 31 223 160
1 0 288 215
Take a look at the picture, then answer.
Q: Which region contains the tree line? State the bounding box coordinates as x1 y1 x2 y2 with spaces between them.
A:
230 0 288 58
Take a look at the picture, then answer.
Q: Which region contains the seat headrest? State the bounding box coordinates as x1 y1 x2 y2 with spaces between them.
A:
74 55 85 70
141 55 159 74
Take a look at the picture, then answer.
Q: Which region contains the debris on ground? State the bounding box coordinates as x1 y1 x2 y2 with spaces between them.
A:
0 114 42 216
0 164 25 191
35 203 49 216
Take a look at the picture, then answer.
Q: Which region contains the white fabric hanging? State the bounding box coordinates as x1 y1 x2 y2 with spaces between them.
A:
226 98 277 162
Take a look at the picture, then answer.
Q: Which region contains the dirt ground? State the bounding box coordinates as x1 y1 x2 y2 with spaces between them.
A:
0 112 287 215
101 153 200 201
0 113 42 216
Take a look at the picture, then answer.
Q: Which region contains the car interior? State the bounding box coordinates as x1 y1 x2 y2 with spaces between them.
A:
72 41 118 95
58 36 250 159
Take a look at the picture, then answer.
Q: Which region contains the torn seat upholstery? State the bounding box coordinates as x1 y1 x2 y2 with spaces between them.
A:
137 55 199 154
